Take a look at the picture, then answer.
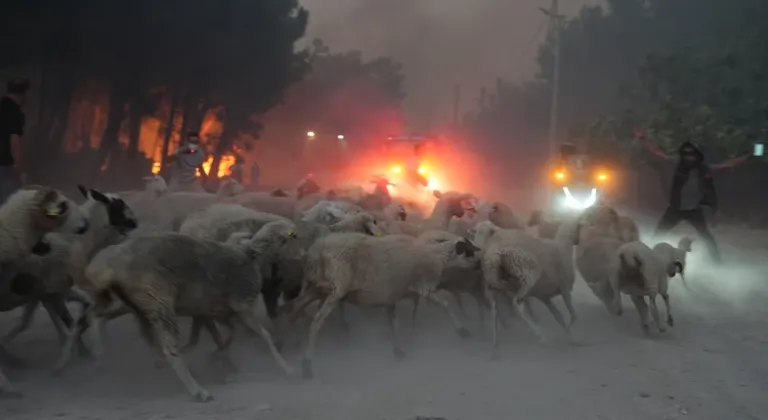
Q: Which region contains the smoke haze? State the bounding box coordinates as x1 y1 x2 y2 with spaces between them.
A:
301 0 602 129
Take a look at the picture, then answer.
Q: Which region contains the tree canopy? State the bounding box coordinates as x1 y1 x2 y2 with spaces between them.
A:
468 0 768 163
1 0 309 182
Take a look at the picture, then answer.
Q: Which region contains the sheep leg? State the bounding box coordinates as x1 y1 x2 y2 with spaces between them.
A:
0 367 21 399
182 317 207 352
1 301 39 349
41 297 73 344
608 270 623 316
422 293 471 339
661 292 674 327
150 315 212 402
629 295 651 335
561 291 578 329
483 286 500 360
386 305 405 359
53 289 99 374
235 303 294 377
301 295 339 379
338 302 351 333
41 297 92 358
509 293 546 343
410 295 420 329
540 297 570 335
648 294 665 333
200 319 238 372
452 292 470 320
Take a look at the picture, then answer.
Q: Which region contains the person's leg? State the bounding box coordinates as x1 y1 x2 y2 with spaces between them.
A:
0 167 20 205
653 207 682 239
682 208 722 263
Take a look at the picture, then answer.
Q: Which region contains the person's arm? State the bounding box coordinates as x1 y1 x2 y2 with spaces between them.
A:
634 128 675 162
197 153 209 179
710 153 751 170
701 166 718 212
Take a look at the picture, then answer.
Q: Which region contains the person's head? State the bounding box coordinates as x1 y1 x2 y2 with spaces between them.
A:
186 131 201 150
6 77 31 105
678 141 703 167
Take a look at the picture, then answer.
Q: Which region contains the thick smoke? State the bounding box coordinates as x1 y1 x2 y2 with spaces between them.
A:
301 0 601 129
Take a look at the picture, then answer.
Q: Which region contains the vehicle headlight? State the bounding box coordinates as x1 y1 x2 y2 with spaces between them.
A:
563 187 597 210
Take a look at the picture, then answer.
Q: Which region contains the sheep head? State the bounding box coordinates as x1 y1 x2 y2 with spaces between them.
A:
79 185 139 234
141 175 168 197
527 209 544 227
246 220 298 259
470 220 499 249
678 237 693 253
31 188 89 235
451 238 482 269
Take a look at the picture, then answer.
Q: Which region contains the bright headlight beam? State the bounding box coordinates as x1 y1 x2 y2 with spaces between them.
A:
563 187 597 210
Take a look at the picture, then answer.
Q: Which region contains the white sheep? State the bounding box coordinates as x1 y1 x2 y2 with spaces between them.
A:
289 231 480 378
471 216 581 347
0 186 90 398
55 220 298 402
0 186 139 360
610 240 673 335
652 237 693 288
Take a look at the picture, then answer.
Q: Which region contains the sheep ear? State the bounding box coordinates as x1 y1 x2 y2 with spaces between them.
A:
89 189 111 204
433 190 443 199
31 238 52 256
77 185 89 199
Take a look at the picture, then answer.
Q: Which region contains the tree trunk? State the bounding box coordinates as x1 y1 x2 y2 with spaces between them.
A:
98 88 128 174
127 102 143 157
159 89 180 171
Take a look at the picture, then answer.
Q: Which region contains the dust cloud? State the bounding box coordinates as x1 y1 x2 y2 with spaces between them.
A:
301 0 602 129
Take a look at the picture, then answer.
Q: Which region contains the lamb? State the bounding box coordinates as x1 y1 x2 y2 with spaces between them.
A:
610 240 674 335
652 237 692 288
471 215 581 348
0 186 90 398
55 220 298 402
0 186 139 360
288 231 480 378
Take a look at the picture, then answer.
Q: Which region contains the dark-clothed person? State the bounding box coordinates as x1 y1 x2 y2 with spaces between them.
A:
654 141 722 262
0 78 30 204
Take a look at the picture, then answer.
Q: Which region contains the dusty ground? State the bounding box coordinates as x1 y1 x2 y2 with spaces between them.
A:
2 222 768 420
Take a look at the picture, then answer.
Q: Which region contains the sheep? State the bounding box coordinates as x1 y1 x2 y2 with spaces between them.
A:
0 186 139 361
652 237 693 288
575 204 640 314
55 220 298 402
471 215 581 347
179 204 290 242
0 186 90 398
527 209 560 239
412 229 511 331
288 231 480 378
424 190 476 230
117 174 169 201
610 240 673 335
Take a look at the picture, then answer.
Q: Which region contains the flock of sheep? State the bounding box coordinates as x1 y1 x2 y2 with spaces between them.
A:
0 175 693 402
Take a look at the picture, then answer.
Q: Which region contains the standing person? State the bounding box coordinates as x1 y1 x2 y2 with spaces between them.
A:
0 78 30 204
653 140 722 263
250 159 260 189
166 131 208 193
228 155 245 184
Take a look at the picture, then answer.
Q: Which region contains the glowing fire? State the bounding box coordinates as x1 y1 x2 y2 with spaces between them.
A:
151 154 236 179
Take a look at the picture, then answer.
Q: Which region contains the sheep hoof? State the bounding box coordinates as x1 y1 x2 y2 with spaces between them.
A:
642 325 651 335
301 359 314 379
658 326 666 333
193 389 214 403
393 348 406 359
456 327 471 339
667 317 674 327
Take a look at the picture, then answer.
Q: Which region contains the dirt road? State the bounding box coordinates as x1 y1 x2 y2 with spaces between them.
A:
2 226 768 420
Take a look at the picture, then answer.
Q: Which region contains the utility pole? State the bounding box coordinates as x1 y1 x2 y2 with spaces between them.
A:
539 0 565 159
453 84 461 128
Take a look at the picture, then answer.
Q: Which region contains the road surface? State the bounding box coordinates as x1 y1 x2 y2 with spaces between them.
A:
1 224 767 420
